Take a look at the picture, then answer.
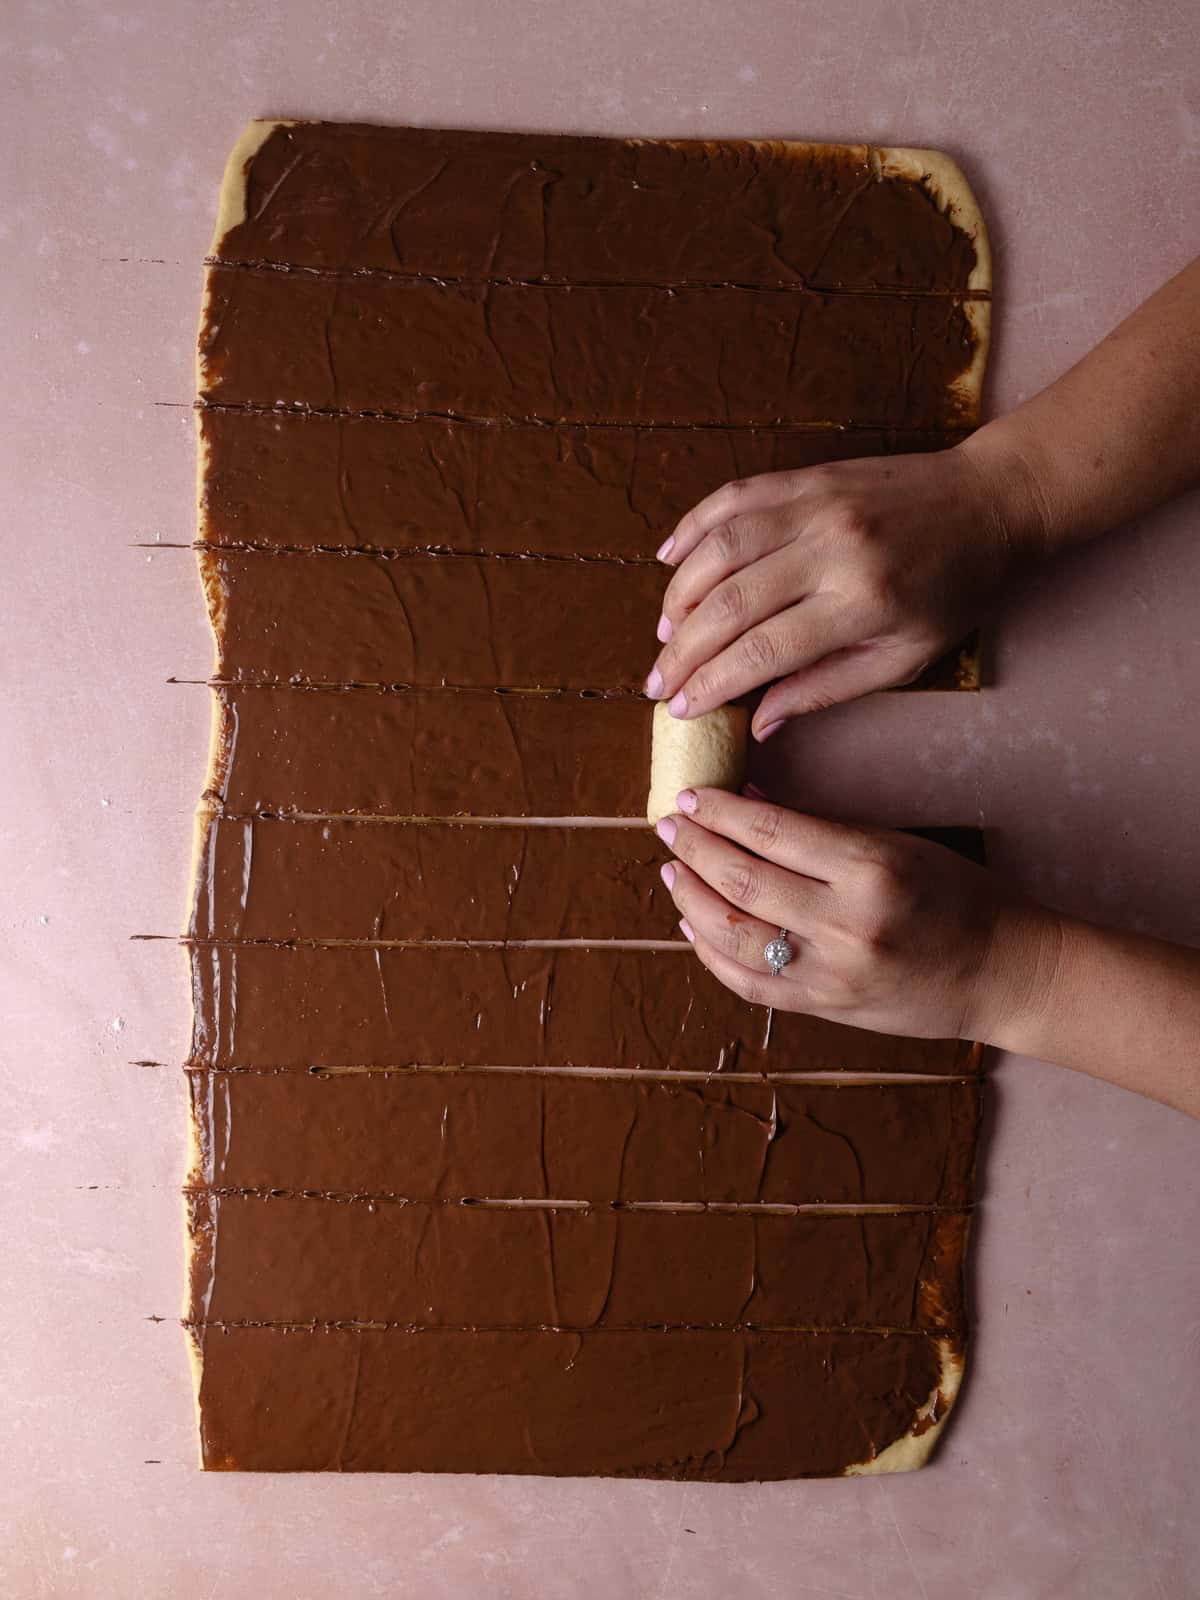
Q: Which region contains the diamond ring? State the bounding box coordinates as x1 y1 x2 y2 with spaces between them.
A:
763 928 794 977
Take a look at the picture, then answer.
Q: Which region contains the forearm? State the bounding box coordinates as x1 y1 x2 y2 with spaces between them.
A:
979 906 1200 1118
962 256 1200 557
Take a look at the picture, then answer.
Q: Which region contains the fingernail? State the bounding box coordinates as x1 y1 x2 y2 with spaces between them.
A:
645 666 664 698
655 816 677 846
656 535 675 562
676 789 698 814
679 918 696 942
659 862 676 889
755 719 784 742
667 690 688 718
656 613 673 643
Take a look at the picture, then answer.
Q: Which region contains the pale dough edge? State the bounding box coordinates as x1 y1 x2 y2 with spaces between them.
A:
186 135 246 1447
954 297 992 429
843 1336 966 1475
208 118 297 256
875 146 993 296
198 119 294 397
180 620 222 1463
877 147 991 426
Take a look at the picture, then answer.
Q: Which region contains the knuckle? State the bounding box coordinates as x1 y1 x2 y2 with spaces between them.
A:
798 463 835 496
748 805 783 850
837 505 876 549
662 571 695 618
687 666 718 707
856 901 897 953
798 689 842 716
709 521 742 565
669 822 696 862
851 859 915 952
655 639 681 679
860 569 901 617
714 579 747 624
721 860 760 908
848 830 897 871
738 629 778 675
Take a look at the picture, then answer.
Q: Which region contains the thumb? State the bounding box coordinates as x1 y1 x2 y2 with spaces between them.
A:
751 642 928 737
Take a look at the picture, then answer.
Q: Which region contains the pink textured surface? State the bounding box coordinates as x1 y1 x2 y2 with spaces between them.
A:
3 1 1198 1595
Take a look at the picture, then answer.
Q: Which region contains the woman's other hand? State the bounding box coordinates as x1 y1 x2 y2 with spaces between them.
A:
645 441 1040 740
655 786 1055 1043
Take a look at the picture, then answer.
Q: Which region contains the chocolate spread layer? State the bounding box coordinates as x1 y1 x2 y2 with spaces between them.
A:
201 549 664 689
190 816 982 942
188 1070 981 1206
190 817 674 941
214 123 981 294
190 120 991 1477
205 686 653 817
199 407 967 559
200 269 980 429
186 1195 967 1331
195 1325 952 1477
188 944 979 1075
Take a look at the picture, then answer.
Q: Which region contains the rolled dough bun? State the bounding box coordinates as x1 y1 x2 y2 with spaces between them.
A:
646 702 750 825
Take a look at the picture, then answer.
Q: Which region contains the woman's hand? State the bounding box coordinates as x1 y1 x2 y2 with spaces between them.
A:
645 441 1040 739
655 786 1058 1043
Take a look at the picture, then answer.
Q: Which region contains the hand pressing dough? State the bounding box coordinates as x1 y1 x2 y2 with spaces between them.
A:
646 702 750 825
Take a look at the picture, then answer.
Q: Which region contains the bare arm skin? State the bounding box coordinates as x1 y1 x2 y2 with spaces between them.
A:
646 257 1200 738
968 256 1200 559
642 261 1200 1117
656 789 1200 1120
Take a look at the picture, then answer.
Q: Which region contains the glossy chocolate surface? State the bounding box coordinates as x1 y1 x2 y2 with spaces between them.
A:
187 1195 968 1331
199 407 967 560
200 269 979 429
188 1070 981 1206
188 942 980 1075
189 817 982 942
189 817 675 940
190 119 988 1476
195 1326 952 1478
202 548 664 689
205 685 653 817
214 122 981 293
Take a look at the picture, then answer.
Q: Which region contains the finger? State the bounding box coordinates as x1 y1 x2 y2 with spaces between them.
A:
755 640 935 728
672 787 878 880
666 597 857 718
660 511 796 634
657 812 826 929
650 543 815 702
689 928 817 1014
661 859 782 970
659 471 804 567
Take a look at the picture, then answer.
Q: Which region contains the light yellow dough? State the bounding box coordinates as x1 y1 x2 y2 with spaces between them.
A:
845 1337 966 1475
646 702 750 825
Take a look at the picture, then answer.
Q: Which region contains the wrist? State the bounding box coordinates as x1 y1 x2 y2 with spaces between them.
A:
956 420 1055 566
966 897 1066 1054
